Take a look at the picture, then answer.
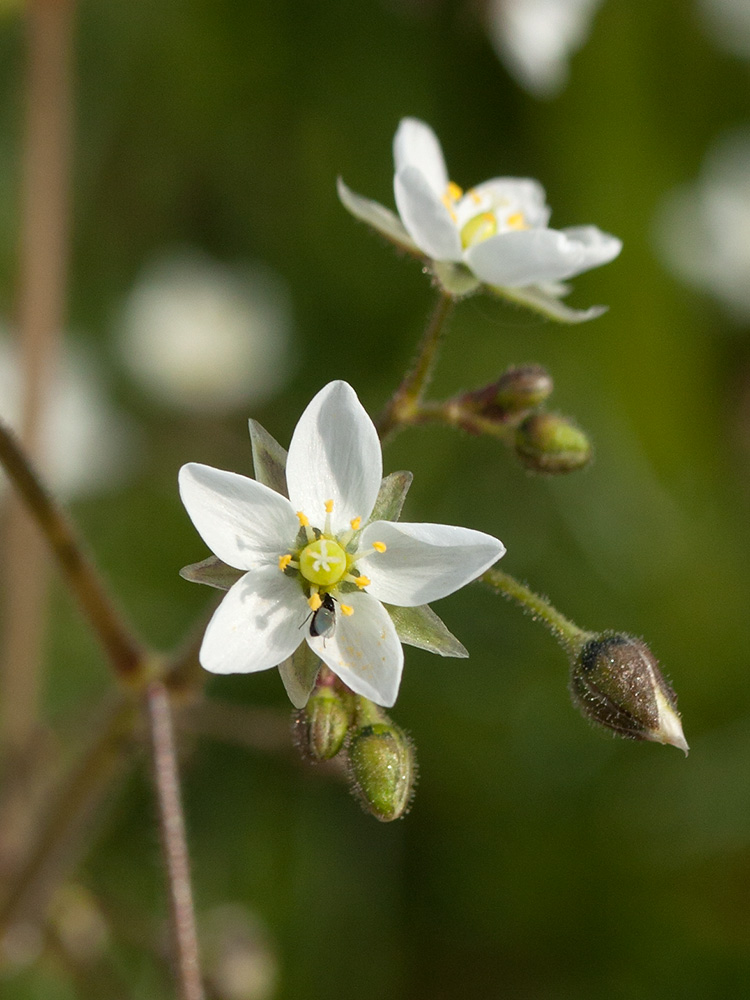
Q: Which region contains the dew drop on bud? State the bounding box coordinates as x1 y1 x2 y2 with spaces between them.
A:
570 633 688 754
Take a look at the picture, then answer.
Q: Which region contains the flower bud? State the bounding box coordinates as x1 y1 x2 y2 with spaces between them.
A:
570 633 688 753
294 685 352 762
347 720 417 821
493 365 553 413
515 413 592 474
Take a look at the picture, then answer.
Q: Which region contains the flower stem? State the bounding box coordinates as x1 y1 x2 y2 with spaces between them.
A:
0 417 145 679
145 681 205 1000
376 291 454 439
480 567 594 655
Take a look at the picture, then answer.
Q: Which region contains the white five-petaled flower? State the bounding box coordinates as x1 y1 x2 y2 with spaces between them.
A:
338 118 622 320
179 381 505 707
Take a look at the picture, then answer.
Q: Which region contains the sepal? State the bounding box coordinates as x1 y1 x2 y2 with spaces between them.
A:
278 642 321 709
179 555 244 591
368 470 413 524
384 603 468 658
248 418 288 497
485 281 608 324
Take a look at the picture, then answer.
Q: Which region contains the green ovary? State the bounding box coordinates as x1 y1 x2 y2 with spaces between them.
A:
299 538 347 587
460 211 497 249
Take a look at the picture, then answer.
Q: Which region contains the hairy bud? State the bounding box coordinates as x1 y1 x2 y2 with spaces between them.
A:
493 365 553 413
295 685 352 762
570 633 688 753
347 717 417 822
515 413 592 474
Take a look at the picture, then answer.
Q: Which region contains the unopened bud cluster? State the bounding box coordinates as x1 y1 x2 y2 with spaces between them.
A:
570 632 688 753
294 671 417 821
455 365 592 475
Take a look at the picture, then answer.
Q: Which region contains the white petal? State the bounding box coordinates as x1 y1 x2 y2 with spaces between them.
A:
200 566 308 675
358 521 506 606
393 117 449 196
559 226 623 273
336 177 421 255
308 592 404 707
179 463 298 570
286 381 382 533
457 178 551 229
394 166 463 262
465 227 594 286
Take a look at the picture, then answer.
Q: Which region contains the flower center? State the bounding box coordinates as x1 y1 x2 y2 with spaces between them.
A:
460 211 498 249
299 538 347 587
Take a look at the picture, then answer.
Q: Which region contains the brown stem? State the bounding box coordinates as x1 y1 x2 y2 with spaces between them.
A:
145 682 205 1000
0 418 145 678
1 0 75 757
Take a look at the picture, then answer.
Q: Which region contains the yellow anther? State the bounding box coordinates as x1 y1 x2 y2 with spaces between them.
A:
296 511 309 527
506 211 528 231
308 593 322 611
340 604 354 617
441 193 458 222
469 188 482 205
350 516 361 531
278 554 292 571
446 181 463 201
325 499 334 513
354 575 371 589
372 541 387 553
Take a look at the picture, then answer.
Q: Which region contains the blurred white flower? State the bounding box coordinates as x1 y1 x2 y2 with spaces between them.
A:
202 905 277 1000
697 0 750 59
118 251 294 413
0 336 134 499
487 0 605 98
655 130 750 321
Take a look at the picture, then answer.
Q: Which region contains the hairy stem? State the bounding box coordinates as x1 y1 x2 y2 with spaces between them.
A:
145 681 205 1000
480 567 594 655
376 291 454 439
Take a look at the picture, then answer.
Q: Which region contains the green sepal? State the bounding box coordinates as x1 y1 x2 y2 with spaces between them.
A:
485 282 608 324
179 555 244 591
384 603 468 658
431 260 482 298
369 470 412 524
248 418 288 497
279 642 321 709
337 177 421 256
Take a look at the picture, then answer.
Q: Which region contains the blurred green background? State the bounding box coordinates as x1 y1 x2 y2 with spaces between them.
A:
3 0 750 997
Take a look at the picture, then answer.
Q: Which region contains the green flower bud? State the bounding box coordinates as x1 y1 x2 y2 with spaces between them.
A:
570 633 688 754
515 412 592 474
348 718 417 822
295 685 353 762
493 365 553 413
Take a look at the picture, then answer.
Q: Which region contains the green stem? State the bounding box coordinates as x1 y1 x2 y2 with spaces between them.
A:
0 417 146 679
480 567 594 655
376 291 454 439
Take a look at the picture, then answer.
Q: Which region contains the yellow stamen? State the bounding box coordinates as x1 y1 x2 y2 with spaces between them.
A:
350 516 361 531
372 541 387 553
354 575 370 589
278 554 292 571
468 188 482 205
506 211 528 230
296 511 309 526
446 181 463 201
340 604 354 617
441 193 458 222
325 499 334 513
308 593 322 611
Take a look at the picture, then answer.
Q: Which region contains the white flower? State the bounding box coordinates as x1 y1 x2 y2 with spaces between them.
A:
655 130 750 321
697 0 750 60
118 250 294 414
486 0 605 99
338 118 621 322
179 381 505 707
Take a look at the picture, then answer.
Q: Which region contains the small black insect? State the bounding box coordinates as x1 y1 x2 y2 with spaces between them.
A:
309 592 337 639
